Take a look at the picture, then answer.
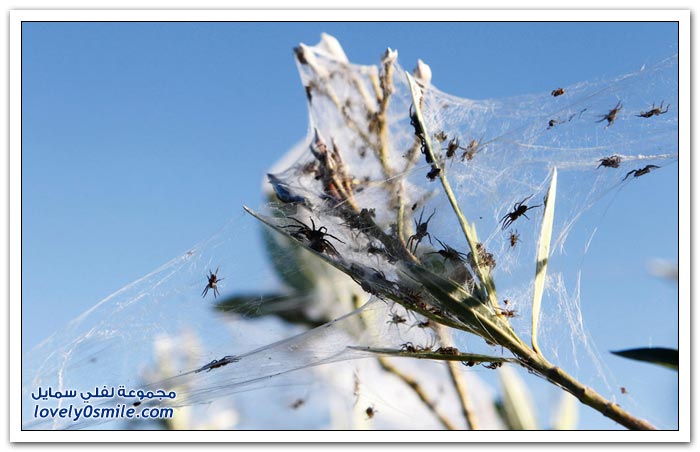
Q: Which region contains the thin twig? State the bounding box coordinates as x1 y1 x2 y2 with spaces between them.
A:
377 357 457 430
437 325 479 430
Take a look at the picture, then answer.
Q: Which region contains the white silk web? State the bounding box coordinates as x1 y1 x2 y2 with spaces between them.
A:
22 35 678 430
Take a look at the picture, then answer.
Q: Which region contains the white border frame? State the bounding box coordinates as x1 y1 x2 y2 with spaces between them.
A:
9 8 690 443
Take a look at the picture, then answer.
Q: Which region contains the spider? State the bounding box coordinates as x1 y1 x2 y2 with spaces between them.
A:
194 355 240 373
428 237 467 263
426 166 441 181
433 130 448 143
284 217 344 256
407 207 436 253
202 268 224 298
387 310 407 326
467 243 496 271
637 101 669 118
620 387 628 395
461 139 480 161
597 100 623 128
496 307 518 318
547 119 562 130
483 361 503 370
365 406 377 419
290 398 305 409
500 195 541 230
399 342 419 353
551 87 565 97
623 164 660 181
435 346 460 356
444 137 464 159
597 155 622 169
413 319 431 329
509 230 521 248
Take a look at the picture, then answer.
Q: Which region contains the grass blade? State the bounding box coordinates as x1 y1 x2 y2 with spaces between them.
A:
611 347 679 370
532 168 557 355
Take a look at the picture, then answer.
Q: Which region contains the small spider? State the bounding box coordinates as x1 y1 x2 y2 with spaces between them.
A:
428 237 467 263
547 119 562 130
290 398 305 409
387 310 407 326
467 243 496 271
435 346 460 356
284 217 344 256
426 166 441 181
597 155 622 169
500 195 542 230
414 319 431 329
202 268 224 298
433 130 448 143
623 164 660 181
483 361 503 370
461 139 480 161
551 87 565 97
365 406 377 419
496 307 518 318
407 207 436 253
597 100 623 128
195 355 241 373
462 360 476 367
637 101 669 118
444 137 465 159
620 387 628 395
509 230 521 248
399 342 419 353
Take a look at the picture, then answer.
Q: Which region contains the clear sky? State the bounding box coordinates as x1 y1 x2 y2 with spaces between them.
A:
21 21 679 430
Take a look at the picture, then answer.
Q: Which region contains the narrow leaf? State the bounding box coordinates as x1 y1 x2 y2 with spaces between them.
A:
532 168 557 355
551 391 579 430
611 347 679 370
498 366 539 430
214 293 327 328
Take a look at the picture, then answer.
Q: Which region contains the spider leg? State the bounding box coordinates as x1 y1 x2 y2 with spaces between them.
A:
214 286 219 298
323 232 345 243
202 286 209 297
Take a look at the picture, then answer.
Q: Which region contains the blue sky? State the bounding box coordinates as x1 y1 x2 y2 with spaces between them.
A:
21 21 679 430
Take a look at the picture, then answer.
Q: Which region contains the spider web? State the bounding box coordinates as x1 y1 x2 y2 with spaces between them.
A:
22 35 678 430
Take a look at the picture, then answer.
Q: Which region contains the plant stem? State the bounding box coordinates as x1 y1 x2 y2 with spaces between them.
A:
377 357 457 430
436 325 479 430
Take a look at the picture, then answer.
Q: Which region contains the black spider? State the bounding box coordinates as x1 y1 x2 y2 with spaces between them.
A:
623 165 660 181
428 237 467 262
597 155 622 169
202 268 224 298
499 195 542 230
407 208 436 253
637 101 669 118
284 217 344 256
194 355 240 373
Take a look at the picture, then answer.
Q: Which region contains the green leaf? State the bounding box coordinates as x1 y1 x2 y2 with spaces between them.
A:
551 391 579 430
214 293 327 328
498 366 539 430
611 347 678 370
